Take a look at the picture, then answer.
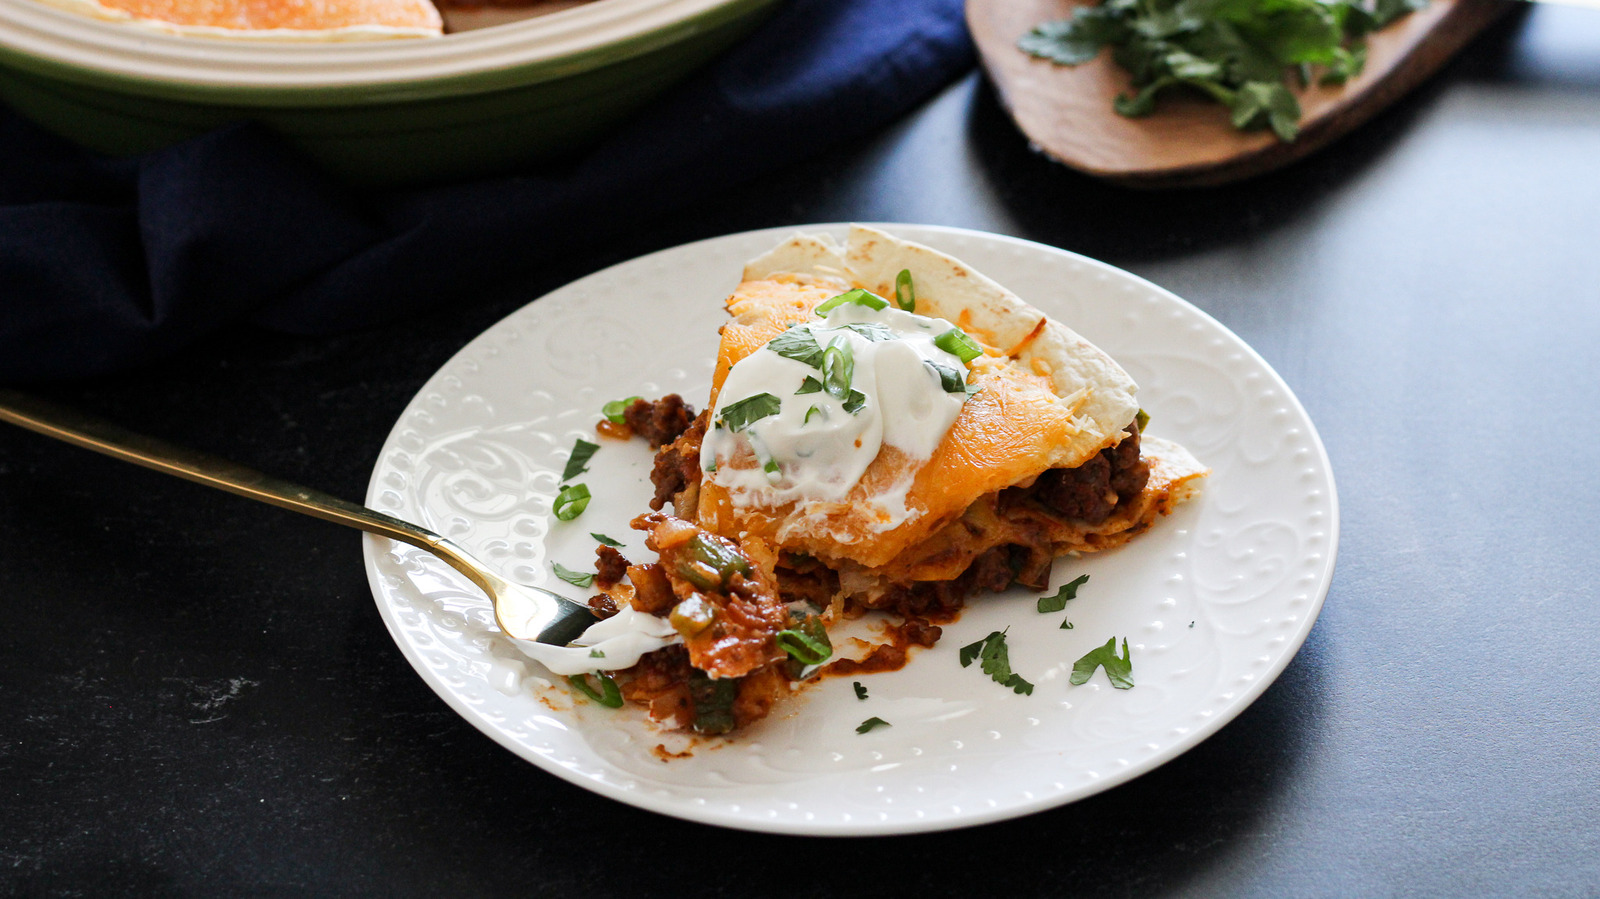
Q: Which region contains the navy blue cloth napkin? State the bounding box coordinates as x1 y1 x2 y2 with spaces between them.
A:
0 0 974 381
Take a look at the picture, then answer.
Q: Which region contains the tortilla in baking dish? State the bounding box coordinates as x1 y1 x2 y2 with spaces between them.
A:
31 0 443 38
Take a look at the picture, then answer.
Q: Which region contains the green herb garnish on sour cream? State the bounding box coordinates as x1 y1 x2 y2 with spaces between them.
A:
718 392 781 432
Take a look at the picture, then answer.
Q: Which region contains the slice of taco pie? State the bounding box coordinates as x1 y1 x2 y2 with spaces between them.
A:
528 226 1208 736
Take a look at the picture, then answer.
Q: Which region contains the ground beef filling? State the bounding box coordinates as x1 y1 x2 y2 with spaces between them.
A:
1031 421 1150 525
648 411 707 511
645 413 1149 607
620 409 1151 726
594 545 629 589
623 394 696 449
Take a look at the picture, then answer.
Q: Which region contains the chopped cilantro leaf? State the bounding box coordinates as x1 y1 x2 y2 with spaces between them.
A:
856 717 891 734
1037 574 1090 613
959 630 1035 695
767 327 826 368
796 376 823 395
925 360 967 394
552 562 594 589
1018 0 1425 142
1135 408 1150 432
591 533 623 547
553 484 590 521
589 649 605 658
853 681 868 700
567 673 623 708
1071 637 1134 689
562 438 599 482
1060 620 1075 629
843 390 867 415
842 322 896 342
719 393 781 432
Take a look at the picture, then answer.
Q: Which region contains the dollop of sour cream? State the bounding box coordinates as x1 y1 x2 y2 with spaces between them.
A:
701 299 972 526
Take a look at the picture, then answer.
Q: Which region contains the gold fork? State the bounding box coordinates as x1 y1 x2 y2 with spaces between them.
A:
0 389 598 645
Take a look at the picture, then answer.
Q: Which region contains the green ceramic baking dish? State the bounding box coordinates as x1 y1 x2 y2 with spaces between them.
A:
0 0 778 185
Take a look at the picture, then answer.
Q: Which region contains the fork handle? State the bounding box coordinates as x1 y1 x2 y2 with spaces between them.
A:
0 388 503 598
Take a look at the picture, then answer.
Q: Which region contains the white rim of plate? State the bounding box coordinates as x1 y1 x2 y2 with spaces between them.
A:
362 223 1340 836
0 0 741 89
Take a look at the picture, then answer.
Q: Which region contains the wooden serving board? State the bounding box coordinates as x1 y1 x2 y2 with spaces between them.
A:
967 0 1513 187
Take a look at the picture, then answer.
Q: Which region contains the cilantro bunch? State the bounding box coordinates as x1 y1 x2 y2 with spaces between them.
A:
1019 0 1427 141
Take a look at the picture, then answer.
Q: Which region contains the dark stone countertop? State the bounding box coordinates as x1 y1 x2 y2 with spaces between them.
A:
3 7 1598 894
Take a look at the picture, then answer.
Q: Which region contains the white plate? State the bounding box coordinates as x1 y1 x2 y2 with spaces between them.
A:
363 224 1337 835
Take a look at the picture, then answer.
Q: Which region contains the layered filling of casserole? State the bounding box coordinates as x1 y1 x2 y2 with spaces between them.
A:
529 227 1207 737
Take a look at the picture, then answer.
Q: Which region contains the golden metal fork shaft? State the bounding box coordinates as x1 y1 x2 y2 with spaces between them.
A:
0 388 499 599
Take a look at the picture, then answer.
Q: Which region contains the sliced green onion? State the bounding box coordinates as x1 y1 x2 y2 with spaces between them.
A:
821 337 854 400
804 405 824 425
1135 408 1150 432
815 288 889 315
567 673 623 708
934 327 983 364
602 396 641 424
552 561 594 588
895 268 915 312
553 484 591 521
718 393 781 432
562 438 599 482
